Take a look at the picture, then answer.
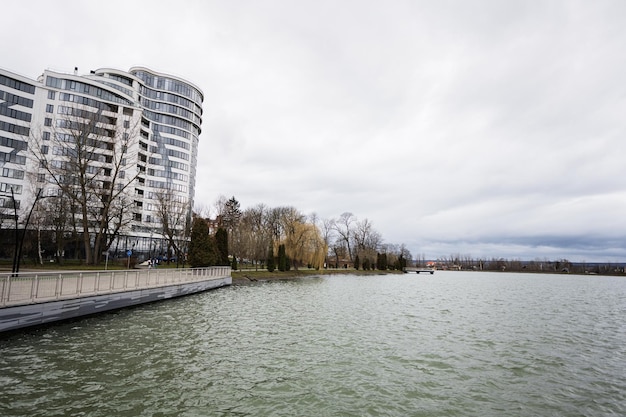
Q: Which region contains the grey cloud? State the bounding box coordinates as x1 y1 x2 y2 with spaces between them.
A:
4 0 626 261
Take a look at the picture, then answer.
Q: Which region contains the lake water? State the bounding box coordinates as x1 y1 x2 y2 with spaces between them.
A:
1 271 625 416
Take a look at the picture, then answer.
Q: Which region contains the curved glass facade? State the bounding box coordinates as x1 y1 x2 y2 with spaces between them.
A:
87 67 204 245
130 68 202 216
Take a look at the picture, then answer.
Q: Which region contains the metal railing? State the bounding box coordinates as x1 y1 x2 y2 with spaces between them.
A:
0 266 231 308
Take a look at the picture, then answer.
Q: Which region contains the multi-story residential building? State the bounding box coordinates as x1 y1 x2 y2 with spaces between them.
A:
0 66 203 263
0 70 35 215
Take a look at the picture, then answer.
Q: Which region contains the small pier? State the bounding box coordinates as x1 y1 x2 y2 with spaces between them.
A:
403 267 435 275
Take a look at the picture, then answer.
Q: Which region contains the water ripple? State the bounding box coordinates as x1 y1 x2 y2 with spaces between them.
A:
1 272 625 416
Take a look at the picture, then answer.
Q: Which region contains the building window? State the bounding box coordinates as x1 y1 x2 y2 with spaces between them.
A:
46 104 54 113
0 183 21 194
43 131 50 140
41 145 49 155
37 173 45 182
134 213 142 221
47 91 56 100
123 120 130 128
44 118 52 127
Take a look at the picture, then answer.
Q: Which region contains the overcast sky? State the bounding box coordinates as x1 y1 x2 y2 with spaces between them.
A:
3 0 626 262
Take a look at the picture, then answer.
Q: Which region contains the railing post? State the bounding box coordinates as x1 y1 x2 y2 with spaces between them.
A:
34 274 41 302
3 276 11 306
30 273 37 302
56 273 62 299
78 272 83 295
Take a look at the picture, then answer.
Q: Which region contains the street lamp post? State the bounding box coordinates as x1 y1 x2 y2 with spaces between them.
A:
7 188 46 276
10 188 18 276
149 231 153 263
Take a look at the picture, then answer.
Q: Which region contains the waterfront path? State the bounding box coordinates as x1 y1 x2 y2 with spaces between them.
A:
0 267 231 332
1 267 230 307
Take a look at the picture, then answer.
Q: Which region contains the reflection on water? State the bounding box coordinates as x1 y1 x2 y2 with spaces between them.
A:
1 272 625 416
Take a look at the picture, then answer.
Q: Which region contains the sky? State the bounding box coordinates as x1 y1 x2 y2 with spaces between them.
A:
3 0 626 262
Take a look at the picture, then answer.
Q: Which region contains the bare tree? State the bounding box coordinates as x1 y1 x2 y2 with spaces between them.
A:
353 218 382 263
333 212 356 262
154 189 191 267
34 194 72 263
330 240 349 268
399 244 413 265
238 204 272 270
212 195 228 221
30 105 140 264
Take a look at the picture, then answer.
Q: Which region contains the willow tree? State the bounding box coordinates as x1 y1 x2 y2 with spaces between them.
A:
31 105 139 264
282 221 327 270
276 208 326 270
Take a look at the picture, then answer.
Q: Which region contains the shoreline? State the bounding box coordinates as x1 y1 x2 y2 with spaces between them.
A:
231 269 403 285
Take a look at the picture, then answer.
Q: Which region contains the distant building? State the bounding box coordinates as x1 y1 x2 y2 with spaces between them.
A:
0 66 203 261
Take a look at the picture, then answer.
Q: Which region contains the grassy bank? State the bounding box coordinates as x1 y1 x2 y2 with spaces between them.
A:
231 268 403 284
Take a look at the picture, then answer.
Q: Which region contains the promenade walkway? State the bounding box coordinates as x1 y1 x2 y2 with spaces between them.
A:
1 267 231 308
0 267 231 332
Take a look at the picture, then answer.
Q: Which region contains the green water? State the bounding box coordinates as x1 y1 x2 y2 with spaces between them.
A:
1 272 625 416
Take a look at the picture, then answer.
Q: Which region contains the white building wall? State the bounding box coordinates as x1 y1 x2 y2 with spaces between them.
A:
0 69 37 216
0 66 203 260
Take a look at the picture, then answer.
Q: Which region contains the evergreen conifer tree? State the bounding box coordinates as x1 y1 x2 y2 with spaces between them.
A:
354 255 360 270
231 255 238 270
278 244 287 272
267 245 276 272
215 227 229 266
376 253 387 271
398 254 406 271
188 217 213 267
376 253 388 270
